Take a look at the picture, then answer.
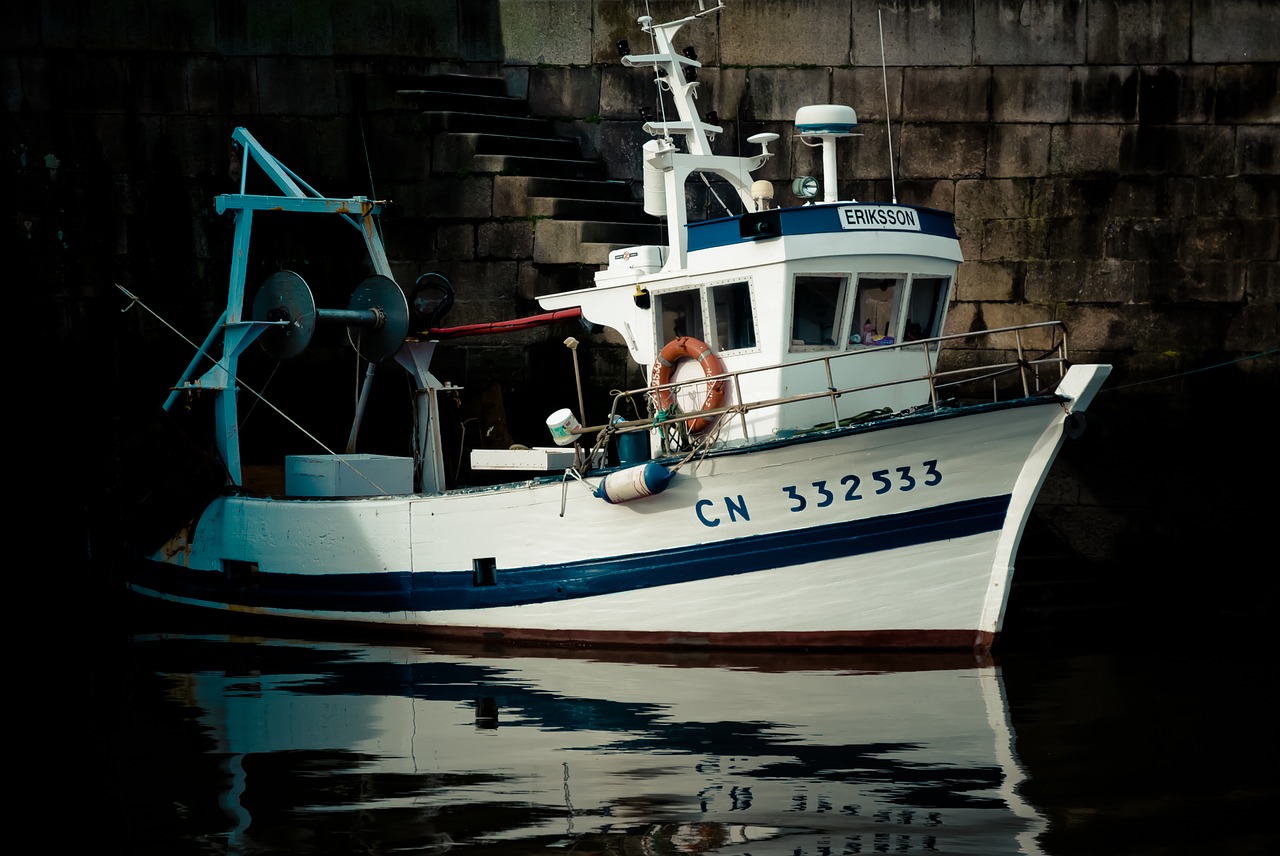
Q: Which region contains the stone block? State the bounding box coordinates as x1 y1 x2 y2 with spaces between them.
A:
895 179 956 211
1193 215 1279 262
722 0 851 67
699 67 745 126
1119 125 1235 176
1230 176 1279 217
1024 259 1090 302
1054 303 1135 351
132 56 191 115
1245 259 1280 302
186 58 258 116
742 67 833 122
478 221 534 259
1102 217 1182 262
332 1 461 58
964 301 1062 350
256 58 341 116
1237 127 1278 175
437 223 476 260
593 0 722 66
896 124 988 179
443 261 521 300
1070 66 1138 122
903 68 992 123
530 67 602 119
216 0 334 56
1186 261 1249 302
856 1 973 67
595 122 651 181
1214 64 1279 124
518 260 598 300
564 115 603 158
983 218 1050 260
359 114 432 183
957 178 1033 218
992 66 1071 123
455 0 503 61
1075 176 1195 219
43 0 216 51
1226 302 1279 352
501 66 530 99
1049 124 1123 176
1086 0 1191 64
955 217 984 261
1034 211 1095 261
600 66 653 119
2 2 40 50
974 0 1087 65
421 176 494 220
955 261 1018 302
499 0 593 65
832 68 902 124
494 176 543 217
41 54 131 113
1191 0 1280 62
1138 65 1214 124
989 124 1052 177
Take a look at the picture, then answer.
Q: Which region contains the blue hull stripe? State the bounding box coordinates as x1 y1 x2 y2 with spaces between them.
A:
687 203 958 252
135 495 1011 614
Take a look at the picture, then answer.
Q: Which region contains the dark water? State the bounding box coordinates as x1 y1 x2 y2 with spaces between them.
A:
87 603 1274 856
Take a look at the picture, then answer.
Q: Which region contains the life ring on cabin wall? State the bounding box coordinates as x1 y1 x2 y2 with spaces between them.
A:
649 336 726 433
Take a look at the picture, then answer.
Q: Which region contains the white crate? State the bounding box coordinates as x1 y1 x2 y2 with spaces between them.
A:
285 454 413 497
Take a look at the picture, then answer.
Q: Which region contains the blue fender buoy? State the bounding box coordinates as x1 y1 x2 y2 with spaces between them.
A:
594 462 674 504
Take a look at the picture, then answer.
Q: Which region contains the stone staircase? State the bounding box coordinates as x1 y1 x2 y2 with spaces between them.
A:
394 73 664 264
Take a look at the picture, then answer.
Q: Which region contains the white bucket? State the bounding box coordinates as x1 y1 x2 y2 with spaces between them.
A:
546 408 582 446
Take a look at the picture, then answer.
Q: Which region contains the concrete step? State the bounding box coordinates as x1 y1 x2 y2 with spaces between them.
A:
533 218 666 264
470 153 608 181
494 175 632 217
443 132 583 161
497 195 654 223
397 88 529 116
393 73 509 98
420 111 556 137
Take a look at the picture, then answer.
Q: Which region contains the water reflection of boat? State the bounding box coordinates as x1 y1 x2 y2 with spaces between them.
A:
128 633 1047 854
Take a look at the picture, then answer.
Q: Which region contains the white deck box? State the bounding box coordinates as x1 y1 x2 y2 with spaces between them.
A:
285 454 413 497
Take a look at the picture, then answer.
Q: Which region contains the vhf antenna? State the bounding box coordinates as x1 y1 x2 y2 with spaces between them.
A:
878 9 897 204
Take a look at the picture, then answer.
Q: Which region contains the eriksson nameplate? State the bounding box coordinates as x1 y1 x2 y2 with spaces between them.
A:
838 205 921 231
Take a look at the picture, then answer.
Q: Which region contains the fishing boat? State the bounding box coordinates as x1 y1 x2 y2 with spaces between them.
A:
124 1 1110 650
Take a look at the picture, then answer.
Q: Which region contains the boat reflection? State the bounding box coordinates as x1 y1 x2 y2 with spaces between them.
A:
128 633 1047 854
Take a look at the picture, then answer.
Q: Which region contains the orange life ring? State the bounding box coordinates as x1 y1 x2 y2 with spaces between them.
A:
649 336 726 433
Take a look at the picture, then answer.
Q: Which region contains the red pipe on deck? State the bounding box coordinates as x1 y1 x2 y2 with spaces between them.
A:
426 307 583 340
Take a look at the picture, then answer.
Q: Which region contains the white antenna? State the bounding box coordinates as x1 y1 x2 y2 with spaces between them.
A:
878 9 897 204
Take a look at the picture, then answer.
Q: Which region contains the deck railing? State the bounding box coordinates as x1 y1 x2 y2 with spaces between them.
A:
591 321 1070 446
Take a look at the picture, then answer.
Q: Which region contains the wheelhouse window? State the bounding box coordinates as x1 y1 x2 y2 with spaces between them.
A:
852 275 904 346
903 275 951 341
790 275 847 350
656 289 704 343
708 280 756 352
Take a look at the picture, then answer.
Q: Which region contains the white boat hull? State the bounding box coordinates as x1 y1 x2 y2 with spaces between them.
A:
133 365 1109 649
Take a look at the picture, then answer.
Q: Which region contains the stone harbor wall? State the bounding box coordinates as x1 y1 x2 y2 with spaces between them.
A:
9 0 1277 632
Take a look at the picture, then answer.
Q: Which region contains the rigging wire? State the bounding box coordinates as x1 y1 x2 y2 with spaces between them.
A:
116 284 344 461
1100 348 1278 393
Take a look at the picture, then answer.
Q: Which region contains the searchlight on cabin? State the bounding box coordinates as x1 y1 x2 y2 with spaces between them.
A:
795 104 859 204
